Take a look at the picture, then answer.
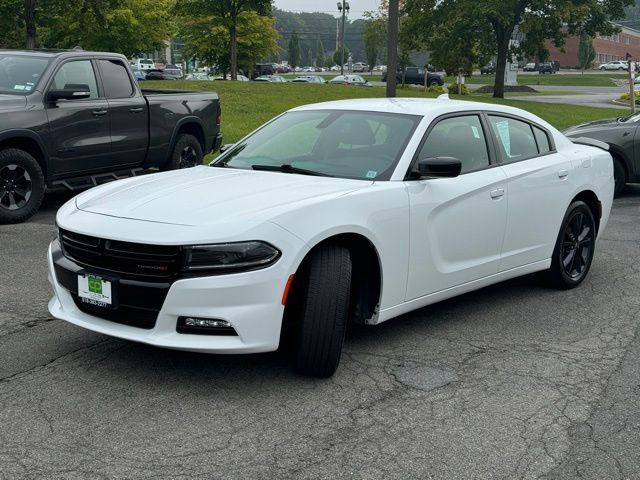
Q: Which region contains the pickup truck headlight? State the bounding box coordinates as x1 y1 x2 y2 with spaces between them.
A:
183 241 280 272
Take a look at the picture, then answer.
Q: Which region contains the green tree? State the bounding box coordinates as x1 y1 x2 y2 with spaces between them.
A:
175 0 272 80
288 30 300 68
0 0 24 48
403 0 633 98
578 33 596 73
363 17 386 72
333 45 350 67
316 39 325 68
42 0 173 57
179 10 278 75
306 47 313 66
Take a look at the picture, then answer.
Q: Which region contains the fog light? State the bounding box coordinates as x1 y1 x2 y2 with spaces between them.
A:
177 316 237 336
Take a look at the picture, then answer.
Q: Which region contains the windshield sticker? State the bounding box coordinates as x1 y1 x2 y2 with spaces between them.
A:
24 85 32 91
366 170 377 179
495 120 511 157
13 85 26 91
471 126 480 139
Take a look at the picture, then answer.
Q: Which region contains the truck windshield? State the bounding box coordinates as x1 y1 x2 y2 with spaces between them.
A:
214 110 421 181
0 54 50 95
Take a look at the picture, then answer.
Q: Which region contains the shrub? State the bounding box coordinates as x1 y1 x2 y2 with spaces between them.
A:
427 84 445 94
619 92 640 104
447 82 470 95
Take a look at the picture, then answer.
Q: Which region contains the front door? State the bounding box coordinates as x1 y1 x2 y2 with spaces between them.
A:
405 113 508 300
45 59 112 175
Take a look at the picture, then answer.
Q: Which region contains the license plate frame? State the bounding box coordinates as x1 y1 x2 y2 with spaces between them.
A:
77 272 118 309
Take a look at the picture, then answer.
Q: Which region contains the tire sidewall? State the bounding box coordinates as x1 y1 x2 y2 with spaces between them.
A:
0 149 45 225
164 134 204 171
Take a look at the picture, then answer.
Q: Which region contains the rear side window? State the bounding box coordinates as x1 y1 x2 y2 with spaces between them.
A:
488 116 538 162
533 126 551 153
98 59 134 98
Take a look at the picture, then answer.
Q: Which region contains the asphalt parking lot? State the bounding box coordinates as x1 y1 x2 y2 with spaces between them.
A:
1 186 639 479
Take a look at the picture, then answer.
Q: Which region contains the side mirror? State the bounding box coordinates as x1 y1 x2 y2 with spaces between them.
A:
219 143 234 153
416 157 462 179
47 89 91 102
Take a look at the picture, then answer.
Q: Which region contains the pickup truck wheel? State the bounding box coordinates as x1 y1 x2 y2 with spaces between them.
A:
428 79 439 87
545 201 596 290
292 245 352 378
163 134 203 170
0 149 45 225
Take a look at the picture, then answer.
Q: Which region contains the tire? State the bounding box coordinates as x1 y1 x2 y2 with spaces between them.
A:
612 157 626 197
291 245 352 377
545 201 596 289
428 79 439 87
0 148 45 225
161 133 203 171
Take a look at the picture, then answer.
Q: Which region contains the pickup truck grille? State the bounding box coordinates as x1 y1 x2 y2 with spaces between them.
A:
59 229 183 279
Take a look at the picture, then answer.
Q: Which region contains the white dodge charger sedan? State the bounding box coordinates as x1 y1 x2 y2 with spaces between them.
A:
48 97 614 377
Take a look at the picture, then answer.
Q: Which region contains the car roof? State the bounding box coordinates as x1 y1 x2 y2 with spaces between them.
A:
0 49 126 59
289 97 550 124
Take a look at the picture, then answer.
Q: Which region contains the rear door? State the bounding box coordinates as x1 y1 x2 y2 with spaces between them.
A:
486 113 575 271
45 58 112 174
96 58 148 167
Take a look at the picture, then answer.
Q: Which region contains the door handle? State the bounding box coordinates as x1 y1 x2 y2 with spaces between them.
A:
490 188 505 199
558 169 569 179
129 107 144 113
92 109 108 116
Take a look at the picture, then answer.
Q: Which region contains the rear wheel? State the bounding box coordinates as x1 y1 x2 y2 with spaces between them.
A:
545 201 596 289
162 133 203 171
0 148 45 225
612 157 626 197
290 245 352 378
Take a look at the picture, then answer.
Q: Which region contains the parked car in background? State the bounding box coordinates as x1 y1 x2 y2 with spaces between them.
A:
291 75 326 84
274 64 291 73
383 67 444 86
131 69 146 81
163 68 183 79
0 49 222 224
564 113 640 195
599 60 628 71
538 62 556 74
145 70 179 80
185 72 214 81
133 58 155 70
352 62 369 72
252 63 274 80
480 64 496 74
523 62 538 72
254 75 287 83
373 65 387 72
47 97 614 378
213 75 250 81
330 65 341 71
328 75 372 86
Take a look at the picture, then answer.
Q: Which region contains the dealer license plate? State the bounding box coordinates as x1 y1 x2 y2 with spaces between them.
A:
77 274 113 307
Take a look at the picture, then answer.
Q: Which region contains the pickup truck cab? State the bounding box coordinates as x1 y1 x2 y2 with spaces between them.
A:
382 67 444 87
0 49 222 224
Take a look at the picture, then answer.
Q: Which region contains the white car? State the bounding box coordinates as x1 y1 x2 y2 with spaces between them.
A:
48 97 614 377
133 58 155 71
599 60 628 71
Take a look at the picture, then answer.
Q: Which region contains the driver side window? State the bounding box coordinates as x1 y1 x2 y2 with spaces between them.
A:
51 60 99 99
418 115 490 173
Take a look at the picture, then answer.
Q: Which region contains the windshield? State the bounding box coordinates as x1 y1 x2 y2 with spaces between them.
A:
214 110 421 180
0 54 50 95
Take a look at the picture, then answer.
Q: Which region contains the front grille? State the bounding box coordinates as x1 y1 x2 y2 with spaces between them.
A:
71 294 158 329
60 229 183 279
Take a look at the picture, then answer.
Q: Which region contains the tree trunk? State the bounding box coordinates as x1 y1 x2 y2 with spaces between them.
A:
493 30 512 99
24 0 36 49
230 22 237 81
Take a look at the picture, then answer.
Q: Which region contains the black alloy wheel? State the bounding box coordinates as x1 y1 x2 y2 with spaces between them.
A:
560 210 594 280
179 145 198 169
0 164 32 211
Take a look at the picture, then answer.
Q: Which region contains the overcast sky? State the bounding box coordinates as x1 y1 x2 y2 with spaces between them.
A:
273 0 380 18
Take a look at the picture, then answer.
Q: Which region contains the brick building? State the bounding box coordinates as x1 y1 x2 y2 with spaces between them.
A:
545 25 640 68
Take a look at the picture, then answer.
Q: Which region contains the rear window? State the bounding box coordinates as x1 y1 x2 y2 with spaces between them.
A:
98 59 134 98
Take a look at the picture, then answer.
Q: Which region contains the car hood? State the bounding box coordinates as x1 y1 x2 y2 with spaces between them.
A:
75 166 371 226
0 94 27 111
562 118 623 136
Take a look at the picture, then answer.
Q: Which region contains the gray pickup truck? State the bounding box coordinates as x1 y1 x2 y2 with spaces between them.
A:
0 49 222 224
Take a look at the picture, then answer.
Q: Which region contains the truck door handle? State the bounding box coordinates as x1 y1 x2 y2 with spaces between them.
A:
558 169 569 179
92 109 108 116
490 188 505 199
129 107 144 113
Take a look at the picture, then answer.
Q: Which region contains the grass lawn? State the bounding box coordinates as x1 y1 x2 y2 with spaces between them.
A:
143 80 622 143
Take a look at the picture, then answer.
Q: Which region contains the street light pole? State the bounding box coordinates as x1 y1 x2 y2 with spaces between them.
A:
338 2 350 75
386 0 399 97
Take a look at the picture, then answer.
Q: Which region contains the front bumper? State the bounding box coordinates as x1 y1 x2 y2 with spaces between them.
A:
47 239 291 354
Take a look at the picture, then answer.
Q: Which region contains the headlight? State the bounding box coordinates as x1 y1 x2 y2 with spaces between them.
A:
183 241 280 272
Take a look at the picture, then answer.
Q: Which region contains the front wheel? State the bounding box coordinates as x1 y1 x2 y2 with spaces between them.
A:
0 148 45 225
291 245 352 377
545 201 596 289
162 133 203 171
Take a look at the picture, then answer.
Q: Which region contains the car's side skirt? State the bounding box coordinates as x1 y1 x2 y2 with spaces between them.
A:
375 259 551 325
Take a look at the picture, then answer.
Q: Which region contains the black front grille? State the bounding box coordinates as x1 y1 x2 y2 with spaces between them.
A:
60 229 183 279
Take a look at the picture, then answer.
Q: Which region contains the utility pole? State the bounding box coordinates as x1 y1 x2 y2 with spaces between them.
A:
337 2 350 75
386 0 399 97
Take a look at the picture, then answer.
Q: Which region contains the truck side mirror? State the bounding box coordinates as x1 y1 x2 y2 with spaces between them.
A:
47 89 91 102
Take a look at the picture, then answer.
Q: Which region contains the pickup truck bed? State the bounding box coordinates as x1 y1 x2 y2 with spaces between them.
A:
0 49 222 224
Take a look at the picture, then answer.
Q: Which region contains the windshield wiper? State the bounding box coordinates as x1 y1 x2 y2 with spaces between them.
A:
251 164 333 177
